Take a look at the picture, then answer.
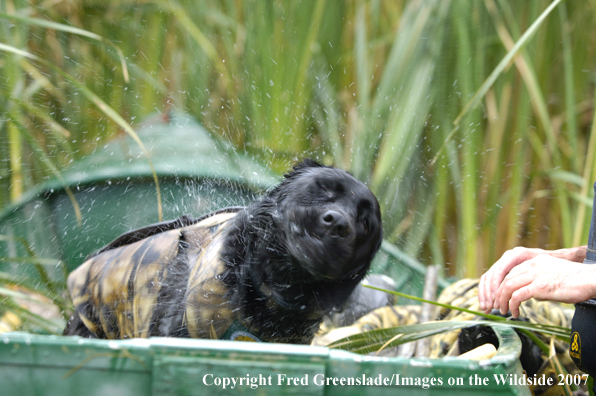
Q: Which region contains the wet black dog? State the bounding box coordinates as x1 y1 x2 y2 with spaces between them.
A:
64 159 382 344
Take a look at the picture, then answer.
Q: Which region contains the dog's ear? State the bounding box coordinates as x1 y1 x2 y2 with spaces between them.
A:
260 158 326 206
283 159 325 180
293 158 324 171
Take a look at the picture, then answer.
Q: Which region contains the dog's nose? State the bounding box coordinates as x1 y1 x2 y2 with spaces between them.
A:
321 210 351 238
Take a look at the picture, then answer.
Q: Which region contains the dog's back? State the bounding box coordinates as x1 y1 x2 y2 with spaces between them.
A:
65 209 239 339
65 160 384 344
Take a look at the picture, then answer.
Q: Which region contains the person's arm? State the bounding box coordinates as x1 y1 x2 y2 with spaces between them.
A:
478 246 588 316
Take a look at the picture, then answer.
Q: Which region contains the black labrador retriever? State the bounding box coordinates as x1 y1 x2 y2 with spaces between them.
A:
64 159 382 344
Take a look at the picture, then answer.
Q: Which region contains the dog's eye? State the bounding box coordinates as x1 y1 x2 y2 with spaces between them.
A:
315 179 335 199
361 218 369 234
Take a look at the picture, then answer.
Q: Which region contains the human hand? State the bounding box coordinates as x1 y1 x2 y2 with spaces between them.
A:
478 246 587 314
494 256 596 318
478 247 548 313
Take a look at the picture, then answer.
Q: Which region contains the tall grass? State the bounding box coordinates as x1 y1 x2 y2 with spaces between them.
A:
1 0 596 281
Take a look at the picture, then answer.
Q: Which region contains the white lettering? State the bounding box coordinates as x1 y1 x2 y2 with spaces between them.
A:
313 374 325 386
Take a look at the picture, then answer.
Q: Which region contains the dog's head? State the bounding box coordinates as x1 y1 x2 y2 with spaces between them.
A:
266 159 382 281
221 159 383 336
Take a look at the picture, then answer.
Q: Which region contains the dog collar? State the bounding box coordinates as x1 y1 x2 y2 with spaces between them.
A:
220 320 261 342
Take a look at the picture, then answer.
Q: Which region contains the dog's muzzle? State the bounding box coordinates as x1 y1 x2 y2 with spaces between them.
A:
321 210 351 238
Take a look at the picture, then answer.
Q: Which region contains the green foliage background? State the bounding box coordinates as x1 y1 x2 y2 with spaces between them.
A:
2 0 596 279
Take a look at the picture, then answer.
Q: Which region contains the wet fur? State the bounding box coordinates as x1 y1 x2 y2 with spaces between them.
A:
65 159 382 343
219 160 383 342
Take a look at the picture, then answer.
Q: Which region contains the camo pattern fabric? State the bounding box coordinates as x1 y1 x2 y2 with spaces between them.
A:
67 210 241 340
431 278 573 357
315 278 574 358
